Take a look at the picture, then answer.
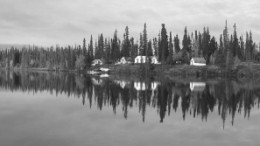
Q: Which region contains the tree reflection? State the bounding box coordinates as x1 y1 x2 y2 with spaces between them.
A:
1 70 260 127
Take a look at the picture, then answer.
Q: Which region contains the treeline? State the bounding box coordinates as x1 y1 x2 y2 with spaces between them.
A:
0 21 260 70
1 71 260 125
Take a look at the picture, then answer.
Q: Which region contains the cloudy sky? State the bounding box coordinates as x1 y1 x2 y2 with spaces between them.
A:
0 0 260 46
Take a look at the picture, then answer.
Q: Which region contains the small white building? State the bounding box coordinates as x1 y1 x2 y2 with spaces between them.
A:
134 56 147 64
134 56 160 64
190 57 206 66
151 56 160 64
120 57 127 64
91 59 103 66
190 82 206 92
116 57 132 65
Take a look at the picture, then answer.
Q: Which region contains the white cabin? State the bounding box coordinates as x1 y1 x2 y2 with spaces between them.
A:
190 57 206 66
134 56 160 64
116 57 131 64
151 56 160 64
134 56 147 64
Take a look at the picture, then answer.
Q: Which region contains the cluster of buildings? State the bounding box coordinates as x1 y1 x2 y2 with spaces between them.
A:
92 56 206 67
91 56 161 66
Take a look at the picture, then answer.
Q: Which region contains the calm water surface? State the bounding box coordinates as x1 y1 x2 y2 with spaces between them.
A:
0 71 260 146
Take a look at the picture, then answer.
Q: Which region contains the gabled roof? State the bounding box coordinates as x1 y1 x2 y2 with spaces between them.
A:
191 57 206 63
135 55 146 58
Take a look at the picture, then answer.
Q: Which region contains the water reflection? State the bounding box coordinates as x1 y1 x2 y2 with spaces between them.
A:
190 82 205 92
1 70 260 127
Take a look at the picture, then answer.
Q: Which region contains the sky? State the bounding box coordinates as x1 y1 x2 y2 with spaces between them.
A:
0 0 260 47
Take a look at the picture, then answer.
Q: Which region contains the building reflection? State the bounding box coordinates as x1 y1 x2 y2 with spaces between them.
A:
190 82 206 92
0 70 260 127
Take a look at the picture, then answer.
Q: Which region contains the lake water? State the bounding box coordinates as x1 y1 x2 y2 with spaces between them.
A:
0 71 260 146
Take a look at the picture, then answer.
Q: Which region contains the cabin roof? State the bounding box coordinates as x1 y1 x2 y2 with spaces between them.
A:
135 56 146 58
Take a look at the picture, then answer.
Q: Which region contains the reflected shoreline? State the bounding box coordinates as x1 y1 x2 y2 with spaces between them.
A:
1 70 260 127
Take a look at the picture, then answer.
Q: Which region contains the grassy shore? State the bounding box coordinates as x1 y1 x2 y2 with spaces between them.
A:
103 64 224 77
0 66 78 73
98 62 260 79
2 62 260 79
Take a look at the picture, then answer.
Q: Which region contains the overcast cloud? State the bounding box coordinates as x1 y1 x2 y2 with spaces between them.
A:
0 0 260 46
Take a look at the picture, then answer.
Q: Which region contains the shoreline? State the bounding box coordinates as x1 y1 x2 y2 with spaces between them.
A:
1 63 260 79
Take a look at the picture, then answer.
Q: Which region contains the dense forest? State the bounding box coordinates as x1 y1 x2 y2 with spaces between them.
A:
0 21 260 70
1 71 259 127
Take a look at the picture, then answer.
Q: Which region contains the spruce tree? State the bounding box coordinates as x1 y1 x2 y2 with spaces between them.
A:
191 31 199 57
207 37 217 64
168 32 174 63
223 21 229 52
249 32 255 60
202 27 211 63
122 26 131 57
111 30 120 62
104 38 110 62
219 35 224 52
143 23 148 56
198 32 203 57
160 24 168 63
232 24 240 58
98 34 104 59
130 37 136 61
94 41 98 59
223 20 233 71
147 40 153 56
83 38 87 56
139 33 144 56
153 38 158 57
245 32 255 61
239 36 245 61
182 27 191 63
174 35 180 53
89 35 94 60
182 27 191 53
